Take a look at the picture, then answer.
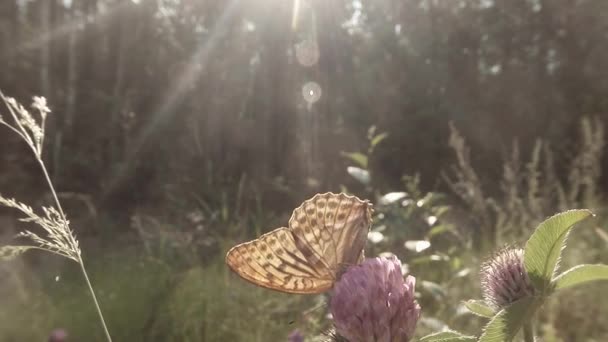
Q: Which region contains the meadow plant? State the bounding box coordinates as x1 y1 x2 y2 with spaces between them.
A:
339 124 608 341
480 248 535 310
0 92 112 342
342 127 477 336
456 210 608 342
329 256 420 342
444 119 605 247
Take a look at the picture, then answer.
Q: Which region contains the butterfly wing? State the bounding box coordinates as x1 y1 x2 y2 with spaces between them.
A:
225 226 334 294
288 192 372 276
226 192 373 294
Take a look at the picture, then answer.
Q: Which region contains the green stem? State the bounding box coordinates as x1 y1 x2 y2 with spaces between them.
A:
38 159 112 342
523 322 534 342
79 257 113 342
2 94 112 342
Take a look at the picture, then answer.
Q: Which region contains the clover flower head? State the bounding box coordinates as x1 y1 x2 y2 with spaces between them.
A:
330 255 420 342
481 247 536 309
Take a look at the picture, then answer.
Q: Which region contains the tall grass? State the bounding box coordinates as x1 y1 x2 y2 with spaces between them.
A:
444 117 605 248
0 92 112 341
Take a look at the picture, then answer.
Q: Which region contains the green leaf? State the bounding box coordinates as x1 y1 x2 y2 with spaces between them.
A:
479 297 541 342
370 132 388 148
346 166 370 184
553 264 608 291
427 224 456 238
0 245 34 260
523 209 593 292
463 300 495 318
421 280 447 300
340 152 368 168
420 330 476 341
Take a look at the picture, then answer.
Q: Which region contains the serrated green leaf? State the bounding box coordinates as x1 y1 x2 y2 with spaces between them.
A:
340 152 368 168
553 264 608 291
0 245 34 260
479 297 541 342
463 300 495 318
420 330 476 341
524 209 593 292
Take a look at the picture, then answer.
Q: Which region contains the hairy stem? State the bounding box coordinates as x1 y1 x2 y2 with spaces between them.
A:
523 322 534 342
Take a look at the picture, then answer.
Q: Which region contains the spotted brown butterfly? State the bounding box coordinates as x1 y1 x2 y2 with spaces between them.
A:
225 192 373 294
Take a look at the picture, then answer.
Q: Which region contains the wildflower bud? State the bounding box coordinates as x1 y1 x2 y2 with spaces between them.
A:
288 329 304 342
330 256 420 342
481 247 536 309
48 329 68 342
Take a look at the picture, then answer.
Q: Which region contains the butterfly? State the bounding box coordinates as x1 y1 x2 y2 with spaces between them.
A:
225 192 373 294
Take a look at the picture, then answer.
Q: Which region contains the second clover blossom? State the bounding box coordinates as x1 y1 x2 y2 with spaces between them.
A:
287 329 304 342
330 255 420 342
480 247 536 309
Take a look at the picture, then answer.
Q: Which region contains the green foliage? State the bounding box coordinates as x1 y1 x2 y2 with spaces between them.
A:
463 300 494 318
461 209 606 342
523 210 593 292
340 152 368 169
0 261 56 341
0 248 171 341
1 0 608 339
0 244 323 342
341 127 480 338
444 119 605 249
48 251 171 341
420 330 476 341
479 297 541 342
553 264 608 291
148 263 320 341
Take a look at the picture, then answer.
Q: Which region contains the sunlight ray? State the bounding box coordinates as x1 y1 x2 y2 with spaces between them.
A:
7 2 129 58
104 0 242 193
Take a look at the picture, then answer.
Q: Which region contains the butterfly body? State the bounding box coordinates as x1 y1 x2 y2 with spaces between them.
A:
225 192 373 294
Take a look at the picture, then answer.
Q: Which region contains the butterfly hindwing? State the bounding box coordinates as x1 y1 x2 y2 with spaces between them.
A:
226 227 334 294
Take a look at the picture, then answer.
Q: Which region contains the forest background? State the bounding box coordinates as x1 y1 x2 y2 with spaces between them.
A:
0 0 607 341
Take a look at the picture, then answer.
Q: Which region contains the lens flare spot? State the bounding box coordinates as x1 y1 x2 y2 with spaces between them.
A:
302 82 322 104
296 39 320 67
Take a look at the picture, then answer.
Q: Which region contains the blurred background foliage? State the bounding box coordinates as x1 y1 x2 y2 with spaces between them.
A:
0 0 607 341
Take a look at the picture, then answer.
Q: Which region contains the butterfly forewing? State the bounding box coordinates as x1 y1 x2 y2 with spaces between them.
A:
225 192 372 294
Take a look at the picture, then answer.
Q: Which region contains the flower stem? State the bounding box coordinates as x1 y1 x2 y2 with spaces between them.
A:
523 322 534 342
